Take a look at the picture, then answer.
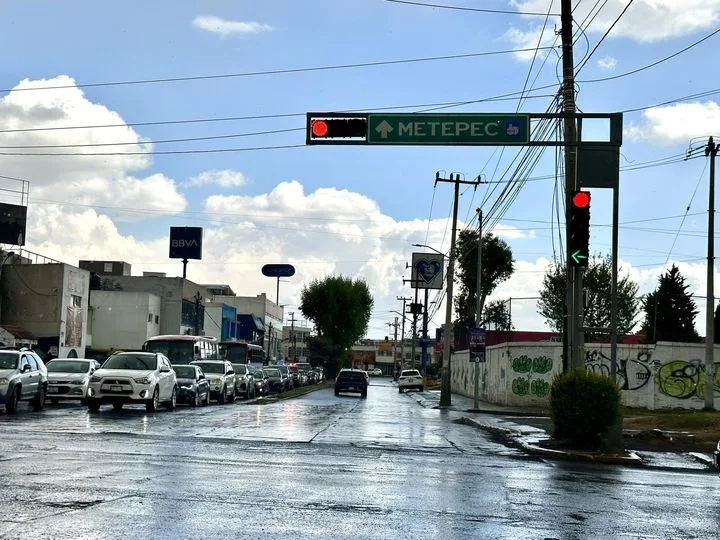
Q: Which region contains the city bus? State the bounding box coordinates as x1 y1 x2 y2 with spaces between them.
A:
219 341 265 369
142 335 219 365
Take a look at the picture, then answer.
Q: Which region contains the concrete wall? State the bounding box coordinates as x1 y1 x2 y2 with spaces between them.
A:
59 266 90 358
90 290 161 350
203 304 223 340
450 341 720 410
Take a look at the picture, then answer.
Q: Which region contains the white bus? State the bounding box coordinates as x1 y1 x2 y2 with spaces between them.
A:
142 335 219 365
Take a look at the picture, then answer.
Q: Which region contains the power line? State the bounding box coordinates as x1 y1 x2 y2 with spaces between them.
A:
575 0 636 76
1 46 559 94
384 0 561 16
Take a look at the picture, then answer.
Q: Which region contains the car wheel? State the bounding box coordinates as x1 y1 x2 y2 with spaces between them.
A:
31 385 46 411
361 390 367 399
5 387 20 413
192 390 200 407
204 390 210 406
166 386 177 410
334 389 340 396
146 387 159 412
228 387 235 404
218 386 226 405
398 388 403 393
113 402 124 411
87 399 101 412
419 386 425 392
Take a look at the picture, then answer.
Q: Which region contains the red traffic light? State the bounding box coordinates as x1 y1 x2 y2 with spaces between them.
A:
311 120 329 137
572 191 590 208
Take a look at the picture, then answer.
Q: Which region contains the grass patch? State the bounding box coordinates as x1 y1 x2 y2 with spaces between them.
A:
253 382 333 405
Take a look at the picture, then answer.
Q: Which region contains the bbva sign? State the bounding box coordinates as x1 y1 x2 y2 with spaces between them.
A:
169 226 203 260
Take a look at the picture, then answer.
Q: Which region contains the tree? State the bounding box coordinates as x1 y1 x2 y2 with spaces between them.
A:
641 264 699 343
454 230 514 325
482 299 513 331
537 255 640 337
299 275 374 377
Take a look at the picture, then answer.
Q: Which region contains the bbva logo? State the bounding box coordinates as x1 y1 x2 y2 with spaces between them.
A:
171 239 199 247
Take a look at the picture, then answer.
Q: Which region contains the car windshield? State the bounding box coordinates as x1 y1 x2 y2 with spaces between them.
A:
263 369 280 377
194 362 225 374
47 360 90 373
401 370 421 377
233 365 247 375
173 365 196 379
0 352 19 370
103 354 157 371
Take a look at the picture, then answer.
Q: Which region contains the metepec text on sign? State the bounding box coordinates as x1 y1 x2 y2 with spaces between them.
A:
367 113 530 146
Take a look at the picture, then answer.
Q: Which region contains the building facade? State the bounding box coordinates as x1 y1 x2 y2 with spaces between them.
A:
214 293 283 362
88 290 161 352
282 324 312 362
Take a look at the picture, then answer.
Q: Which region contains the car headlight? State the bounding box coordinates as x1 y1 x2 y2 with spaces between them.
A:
0 378 8 385
90 376 101 383
133 377 152 384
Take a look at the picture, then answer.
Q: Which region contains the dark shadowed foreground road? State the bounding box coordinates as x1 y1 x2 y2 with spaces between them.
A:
1 379 719 539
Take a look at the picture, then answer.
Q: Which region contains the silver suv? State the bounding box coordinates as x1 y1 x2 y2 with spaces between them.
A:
0 348 48 413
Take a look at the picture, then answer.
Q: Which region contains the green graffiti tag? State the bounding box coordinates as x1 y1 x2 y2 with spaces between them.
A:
512 378 529 396
656 360 720 400
511 354 554 397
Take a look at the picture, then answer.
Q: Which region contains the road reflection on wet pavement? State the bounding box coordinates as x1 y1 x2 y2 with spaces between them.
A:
2 378 719 539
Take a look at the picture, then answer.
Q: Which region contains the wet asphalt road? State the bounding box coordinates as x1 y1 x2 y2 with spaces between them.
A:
1 378 720 539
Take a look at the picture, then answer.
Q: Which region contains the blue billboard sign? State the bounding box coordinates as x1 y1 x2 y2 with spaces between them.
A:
262 264 296 278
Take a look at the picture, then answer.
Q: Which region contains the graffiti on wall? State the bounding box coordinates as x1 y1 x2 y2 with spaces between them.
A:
656 359 720 399
511 355 553 397
584 349 657 391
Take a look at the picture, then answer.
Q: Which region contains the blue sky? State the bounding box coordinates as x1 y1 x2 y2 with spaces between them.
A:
0 0 719 337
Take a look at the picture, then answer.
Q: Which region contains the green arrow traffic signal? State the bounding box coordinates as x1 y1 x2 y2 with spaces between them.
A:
571 250 587 264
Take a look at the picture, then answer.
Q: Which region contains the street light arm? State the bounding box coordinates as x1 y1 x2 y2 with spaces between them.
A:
411 243 445 257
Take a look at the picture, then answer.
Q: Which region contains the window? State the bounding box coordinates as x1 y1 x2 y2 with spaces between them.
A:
155 315 159 324
148 314 153 323
103 262 113 273
20 355 31 371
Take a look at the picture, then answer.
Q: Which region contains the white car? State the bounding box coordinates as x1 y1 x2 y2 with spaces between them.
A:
369 368 383 377
46 358 101 404
86 352 177 412
398 369 424 393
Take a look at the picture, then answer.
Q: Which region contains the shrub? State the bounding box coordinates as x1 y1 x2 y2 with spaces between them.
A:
549 369 622 449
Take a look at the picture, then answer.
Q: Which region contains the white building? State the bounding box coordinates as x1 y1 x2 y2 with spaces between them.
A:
88 290 161 351
213 293 283 361
282 324 312 362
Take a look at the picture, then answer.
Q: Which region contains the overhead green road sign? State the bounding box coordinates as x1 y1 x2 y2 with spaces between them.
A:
367 113 530 146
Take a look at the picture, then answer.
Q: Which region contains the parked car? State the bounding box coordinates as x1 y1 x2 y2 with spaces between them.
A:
191 360 236 404
86 351 177 412
288 364 302 389
173 364 210 406
252 370 268 396
0 347 48 413
334 368 368 398
369 368 383 377
46 358 101 404
262 367 285 394
398 369 424 393
276 364 294 391
232 364 256 399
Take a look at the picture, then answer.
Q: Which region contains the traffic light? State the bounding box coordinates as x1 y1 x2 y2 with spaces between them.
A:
306 115 368 144
568 190 590 267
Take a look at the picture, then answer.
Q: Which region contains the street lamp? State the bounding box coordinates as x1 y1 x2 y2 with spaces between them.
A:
412 243 444 256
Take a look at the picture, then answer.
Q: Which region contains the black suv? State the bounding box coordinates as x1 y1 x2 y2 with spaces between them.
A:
334 368 368 398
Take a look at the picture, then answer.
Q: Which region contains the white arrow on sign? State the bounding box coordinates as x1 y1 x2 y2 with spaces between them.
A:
375 120 394 139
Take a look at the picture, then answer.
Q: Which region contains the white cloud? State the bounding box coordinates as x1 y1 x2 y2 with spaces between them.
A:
0 76 187 217
625 101 720 145
185 170 247 188
193 15 273 37
507 0 720 60
503 25 559 61
597 56 618 71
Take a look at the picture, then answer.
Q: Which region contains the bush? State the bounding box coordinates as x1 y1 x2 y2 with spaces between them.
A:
549 369 622 449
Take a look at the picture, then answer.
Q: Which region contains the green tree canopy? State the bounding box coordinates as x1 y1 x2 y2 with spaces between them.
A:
641 264 699 343
299 275 374 376
454 230 514 324
482 299 513 331
537 255 640 337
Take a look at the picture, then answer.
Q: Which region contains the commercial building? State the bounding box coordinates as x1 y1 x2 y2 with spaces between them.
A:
1 259 90 359
88 290 161 352
282 324 312 362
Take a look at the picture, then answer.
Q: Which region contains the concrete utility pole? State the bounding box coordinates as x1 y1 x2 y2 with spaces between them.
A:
705 137 718 411
474 207 483 410
436 172 481 407
422 288 430 373
194 291 202 336
288 312 296 362
389 317 399 377
397 296 411 368
561 0 582 371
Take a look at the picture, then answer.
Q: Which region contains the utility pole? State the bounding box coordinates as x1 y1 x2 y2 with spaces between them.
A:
411 288 419 369
474 207 483 410
194 291 202 336
289 312 296 363
421 288 429 374
705 137 718 411
397 296 411 368
436 172 481 407
561 0 582 370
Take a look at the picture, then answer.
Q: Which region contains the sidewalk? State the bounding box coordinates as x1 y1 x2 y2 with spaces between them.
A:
407 389 717 473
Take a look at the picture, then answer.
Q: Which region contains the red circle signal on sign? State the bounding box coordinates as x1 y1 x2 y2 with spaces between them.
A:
572 191 590 208
311 120 329 137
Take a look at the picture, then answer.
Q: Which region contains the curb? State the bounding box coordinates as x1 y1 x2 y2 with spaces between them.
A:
687 452 716 468
465 408 549 418
459 416 645 467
